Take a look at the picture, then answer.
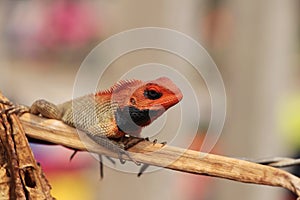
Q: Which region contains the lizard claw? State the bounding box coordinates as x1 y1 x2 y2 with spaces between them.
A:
69 150 79 162
152 139 158 145
160 141 167 146
118 155 127 164
99 155 104 179
152 139 167 146
138 164 150 177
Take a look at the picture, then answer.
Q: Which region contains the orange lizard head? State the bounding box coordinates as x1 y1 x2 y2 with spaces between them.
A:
128 77 183 111
110 77 183 136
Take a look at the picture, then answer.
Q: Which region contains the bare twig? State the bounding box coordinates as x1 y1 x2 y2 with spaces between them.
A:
18 112 300 196
253 157 300 168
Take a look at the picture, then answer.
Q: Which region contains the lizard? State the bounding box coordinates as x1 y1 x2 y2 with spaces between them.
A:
28 77 183 174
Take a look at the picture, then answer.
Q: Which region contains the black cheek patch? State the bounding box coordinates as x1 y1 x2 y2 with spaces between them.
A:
115 106 159 134
128 106 150 126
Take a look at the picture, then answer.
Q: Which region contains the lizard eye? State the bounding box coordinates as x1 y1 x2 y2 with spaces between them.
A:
144 89 162 100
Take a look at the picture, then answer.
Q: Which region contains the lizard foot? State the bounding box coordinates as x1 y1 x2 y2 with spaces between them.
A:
109 136 146 165
120 136 147 150
116 136 167 177
117 136 165 177
117 148 141 166
0 104 29 117
86 132 141 166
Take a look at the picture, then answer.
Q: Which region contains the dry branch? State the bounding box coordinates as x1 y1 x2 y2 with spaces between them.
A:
19 112 300 197
253 157 300 168
0 93 54 200
1 91 300 198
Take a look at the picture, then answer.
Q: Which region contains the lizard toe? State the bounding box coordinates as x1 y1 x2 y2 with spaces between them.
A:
1 105 29 116
105 156 116 165
118 149 140 166
0 99 13 106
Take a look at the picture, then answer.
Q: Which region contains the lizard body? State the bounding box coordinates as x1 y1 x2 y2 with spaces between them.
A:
30 77 183 163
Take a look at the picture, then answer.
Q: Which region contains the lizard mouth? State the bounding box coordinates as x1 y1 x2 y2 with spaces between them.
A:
157 95 182 110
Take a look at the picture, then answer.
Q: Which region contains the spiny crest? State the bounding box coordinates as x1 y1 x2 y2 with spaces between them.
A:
111 79 143 92
95 79 143 96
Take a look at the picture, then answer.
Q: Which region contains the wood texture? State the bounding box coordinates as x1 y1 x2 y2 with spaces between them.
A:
19 113 300 197
0 94 54 200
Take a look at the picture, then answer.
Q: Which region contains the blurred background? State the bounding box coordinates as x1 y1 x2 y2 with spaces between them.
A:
0 0 300 199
